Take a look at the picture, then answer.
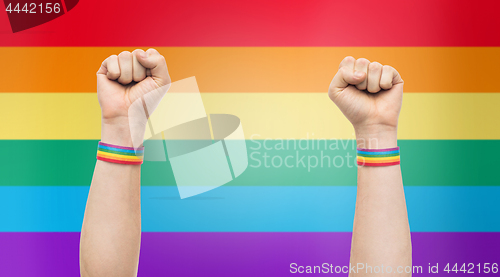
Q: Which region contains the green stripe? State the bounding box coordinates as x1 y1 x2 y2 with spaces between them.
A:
2 140 498 187
357 153 400 158
98 148 144 156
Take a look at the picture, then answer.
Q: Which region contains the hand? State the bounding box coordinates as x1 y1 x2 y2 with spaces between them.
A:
96 48 170 146
328 56 403 140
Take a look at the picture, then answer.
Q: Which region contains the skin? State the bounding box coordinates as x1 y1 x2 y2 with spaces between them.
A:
329 57 411 276
80 48 170 277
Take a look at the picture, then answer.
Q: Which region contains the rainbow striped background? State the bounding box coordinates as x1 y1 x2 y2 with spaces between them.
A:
1 0 500 276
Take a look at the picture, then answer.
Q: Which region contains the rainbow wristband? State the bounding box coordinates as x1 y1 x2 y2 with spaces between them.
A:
356 147 400 166
96 142 144 165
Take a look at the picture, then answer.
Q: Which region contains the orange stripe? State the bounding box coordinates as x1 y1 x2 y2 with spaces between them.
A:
0 47 499 93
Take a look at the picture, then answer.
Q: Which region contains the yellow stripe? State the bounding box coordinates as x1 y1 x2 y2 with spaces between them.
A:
98 156 142 162
1 93 499 140
358 156 399 162
97 153 142 161
97 151 143 161
358 161 400 164
357 159 399 163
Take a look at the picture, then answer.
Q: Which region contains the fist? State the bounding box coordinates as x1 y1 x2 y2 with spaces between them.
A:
97 48 170 123
97 48 170 146
328 56 403 134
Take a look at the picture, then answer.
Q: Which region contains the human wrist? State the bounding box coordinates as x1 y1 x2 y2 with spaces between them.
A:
355 125 398 149
101 121 145 148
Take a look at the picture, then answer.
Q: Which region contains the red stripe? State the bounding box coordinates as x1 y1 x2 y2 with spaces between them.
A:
1 0 499 46
96 156 143 165
357 161 401 167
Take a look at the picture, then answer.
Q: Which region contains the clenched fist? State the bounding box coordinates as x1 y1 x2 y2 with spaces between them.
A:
97 48 170 147
328 56 403 147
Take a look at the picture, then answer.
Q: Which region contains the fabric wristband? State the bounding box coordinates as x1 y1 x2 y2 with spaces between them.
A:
356 147 400 166
96 142 144 165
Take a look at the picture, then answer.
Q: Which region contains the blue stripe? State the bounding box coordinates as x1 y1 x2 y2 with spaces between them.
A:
357 150 400 155
98 145 144 153
0 186 498 232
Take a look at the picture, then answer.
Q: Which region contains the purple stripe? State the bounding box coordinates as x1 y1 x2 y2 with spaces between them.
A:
98 142 144 151
357 147 400 152
0 232 498 276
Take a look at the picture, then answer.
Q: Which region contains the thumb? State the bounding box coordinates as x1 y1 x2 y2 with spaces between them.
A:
135 48 171 88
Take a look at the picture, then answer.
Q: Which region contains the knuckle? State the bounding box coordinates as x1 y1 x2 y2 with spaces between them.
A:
147 48 159 55
132 49 146 58
383 65 394 71
356 58 370 65
369 62 382 71
339 66 349 74
342 56 355 64
118 51 132 59
149 55 165 66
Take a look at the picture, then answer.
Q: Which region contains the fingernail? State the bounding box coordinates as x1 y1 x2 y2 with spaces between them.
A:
354 71 364 78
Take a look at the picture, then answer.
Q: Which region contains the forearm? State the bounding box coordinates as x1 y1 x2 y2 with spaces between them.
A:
349 129 411 276
80 125 142 277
